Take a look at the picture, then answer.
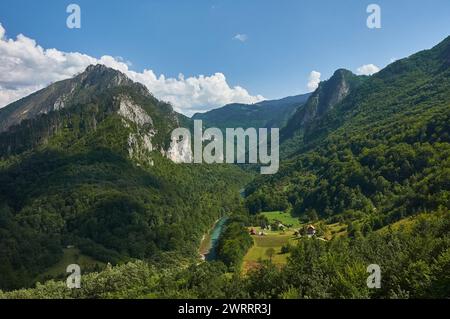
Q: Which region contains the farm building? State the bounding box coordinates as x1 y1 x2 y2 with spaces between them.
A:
306 225 316 237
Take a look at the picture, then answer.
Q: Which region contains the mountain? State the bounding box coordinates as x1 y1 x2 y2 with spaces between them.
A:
0 65 249 290
0 65 148 133
245 36 450 228
1 37 449 300
0 65 193 161
282 69 365 139
280 69 366 157
192 93 311 130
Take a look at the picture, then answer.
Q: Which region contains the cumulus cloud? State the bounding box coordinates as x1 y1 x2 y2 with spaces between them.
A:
0 23 5 39
233 34 248 42
307 71 321 92
356 64 380 76
0 23 264 116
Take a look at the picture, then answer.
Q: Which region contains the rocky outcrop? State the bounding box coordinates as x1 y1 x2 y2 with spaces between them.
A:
0 65 184 164
166 134 193 163
117 96 153 127
127 131 155 166
281 69 363 141
115 95 156 165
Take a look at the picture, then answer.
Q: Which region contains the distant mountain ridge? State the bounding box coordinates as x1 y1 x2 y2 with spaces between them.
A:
192 93 311 130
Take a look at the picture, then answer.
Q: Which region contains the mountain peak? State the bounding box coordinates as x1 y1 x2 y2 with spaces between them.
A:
83 64 124 78
85 63 110 72
328 69 358 86
280 68 363 142
308 68 359 114
0 64 149 133
333 68 354 76
76 64 135 89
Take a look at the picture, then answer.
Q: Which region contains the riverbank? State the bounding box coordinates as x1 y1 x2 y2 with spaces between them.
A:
198 217 228 261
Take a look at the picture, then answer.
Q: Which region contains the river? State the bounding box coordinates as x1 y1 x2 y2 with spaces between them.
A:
199 217 228 261
199 190 244 261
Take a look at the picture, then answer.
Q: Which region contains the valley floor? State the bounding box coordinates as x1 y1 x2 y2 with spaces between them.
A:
242 211 348 273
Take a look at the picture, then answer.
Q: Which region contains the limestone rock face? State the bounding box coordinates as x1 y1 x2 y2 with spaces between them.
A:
281 69 363 141
115 95 155 165
126 131 155 166
0 65 187 165
118 96 153 127
166 135 193 163
116 94 191 166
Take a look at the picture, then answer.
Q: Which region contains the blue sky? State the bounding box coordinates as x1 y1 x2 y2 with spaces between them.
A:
0 0 449 114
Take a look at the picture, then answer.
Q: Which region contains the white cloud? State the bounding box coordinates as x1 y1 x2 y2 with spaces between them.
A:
0 23 5 39
0 23 264 116
233 34 248 42
307 71 321 92
356 64 380 76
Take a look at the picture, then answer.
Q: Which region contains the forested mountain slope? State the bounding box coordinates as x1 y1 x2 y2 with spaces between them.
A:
0 65 250 290
1 36 449 300
246 36 450 231
2 211 448 299
280 69 366 157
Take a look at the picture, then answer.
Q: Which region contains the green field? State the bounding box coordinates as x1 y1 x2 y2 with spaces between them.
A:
261 211 301 228
242 227 298 273
243 216 346 273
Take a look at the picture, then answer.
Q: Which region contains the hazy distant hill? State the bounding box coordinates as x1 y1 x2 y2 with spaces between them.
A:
192 93 311 130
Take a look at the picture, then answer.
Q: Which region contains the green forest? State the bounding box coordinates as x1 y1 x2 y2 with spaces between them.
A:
0 37 449 299
0 66 251 290
1 212 448 299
